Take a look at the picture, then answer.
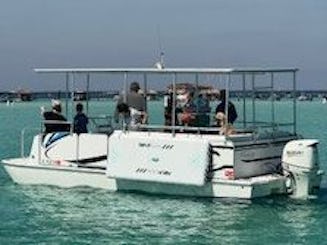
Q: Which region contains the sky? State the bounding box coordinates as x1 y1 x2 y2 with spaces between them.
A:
0 0 326 91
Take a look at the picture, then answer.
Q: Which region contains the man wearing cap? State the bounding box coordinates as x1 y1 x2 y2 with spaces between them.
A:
114 81 147 126
43 100 70 133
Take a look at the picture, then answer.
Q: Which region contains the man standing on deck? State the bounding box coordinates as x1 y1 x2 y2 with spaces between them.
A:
114 81 147 126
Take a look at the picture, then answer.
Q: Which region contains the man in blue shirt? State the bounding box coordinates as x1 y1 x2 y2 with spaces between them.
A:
74 103 88 134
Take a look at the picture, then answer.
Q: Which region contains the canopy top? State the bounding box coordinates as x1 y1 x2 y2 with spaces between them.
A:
34 67 298 74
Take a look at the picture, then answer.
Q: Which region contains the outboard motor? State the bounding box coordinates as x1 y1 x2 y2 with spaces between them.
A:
282 139 324 199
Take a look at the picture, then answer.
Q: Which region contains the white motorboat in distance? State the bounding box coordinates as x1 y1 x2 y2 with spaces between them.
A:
2 67 324 199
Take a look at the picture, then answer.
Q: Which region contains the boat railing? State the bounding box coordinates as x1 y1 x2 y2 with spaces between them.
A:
33 67 298 137
133 124 254 135
39 120 73 164
127 119 294 137
21 120 73 158
20 127 40 158
236 121 295 133
41 120 73 134
89 115 113 134
22 119 111 164
238 121 294 127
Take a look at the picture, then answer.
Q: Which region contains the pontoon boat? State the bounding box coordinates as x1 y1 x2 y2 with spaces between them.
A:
2 67 324 199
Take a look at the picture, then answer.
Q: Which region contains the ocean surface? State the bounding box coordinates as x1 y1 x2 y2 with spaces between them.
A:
1 99 327 244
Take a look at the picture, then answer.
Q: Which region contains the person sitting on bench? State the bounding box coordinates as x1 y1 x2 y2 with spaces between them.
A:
43 100 70 133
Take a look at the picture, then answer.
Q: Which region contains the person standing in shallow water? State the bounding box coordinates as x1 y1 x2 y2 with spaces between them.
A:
73 103 88 134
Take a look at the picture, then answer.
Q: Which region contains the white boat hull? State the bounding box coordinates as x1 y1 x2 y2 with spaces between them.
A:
2 158 115 190
2 158 286 199
1 132 322 200
116 175 286 198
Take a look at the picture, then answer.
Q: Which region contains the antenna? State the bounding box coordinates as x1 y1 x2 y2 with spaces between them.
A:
154 25 165 69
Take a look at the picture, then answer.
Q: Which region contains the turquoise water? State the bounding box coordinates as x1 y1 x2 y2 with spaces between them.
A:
1 100 327 244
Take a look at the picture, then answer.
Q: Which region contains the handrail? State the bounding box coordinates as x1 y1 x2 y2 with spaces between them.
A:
134 124 254 134
138 124 219 132
20 127 40 157
131 121 293 135
89 115 112 119
89 115 113 134
42 120 73 134
238 121 294 126
42 120 72 125
21 120 72 158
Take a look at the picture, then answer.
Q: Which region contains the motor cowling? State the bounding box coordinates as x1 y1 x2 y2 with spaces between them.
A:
282 139 324 199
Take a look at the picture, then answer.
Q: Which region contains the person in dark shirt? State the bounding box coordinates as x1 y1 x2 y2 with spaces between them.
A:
73 103 88 134
43 100 70 133
215 89 237 126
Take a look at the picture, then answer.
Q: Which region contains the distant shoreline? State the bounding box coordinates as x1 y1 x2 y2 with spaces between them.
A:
1 90 327 102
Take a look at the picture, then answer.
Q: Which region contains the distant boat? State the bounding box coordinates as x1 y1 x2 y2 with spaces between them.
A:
0 93 14 103
0 95 8 103
1 90 33 102
73 91 87 101
16 90 33 101
298 94 312 101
